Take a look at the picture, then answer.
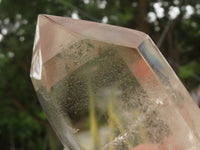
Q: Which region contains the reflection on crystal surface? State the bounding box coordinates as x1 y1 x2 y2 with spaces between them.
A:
31 15 200 150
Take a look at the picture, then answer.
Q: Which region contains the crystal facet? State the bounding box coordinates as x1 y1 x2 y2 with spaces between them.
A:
30 15 200 150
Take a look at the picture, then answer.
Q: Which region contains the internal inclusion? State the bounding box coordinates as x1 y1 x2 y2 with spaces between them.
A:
36 40 170 150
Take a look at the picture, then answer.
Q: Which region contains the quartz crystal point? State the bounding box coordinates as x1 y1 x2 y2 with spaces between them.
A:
30 14 200 150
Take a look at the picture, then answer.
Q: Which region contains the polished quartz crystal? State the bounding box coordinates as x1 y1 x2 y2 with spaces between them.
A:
30 15 200 150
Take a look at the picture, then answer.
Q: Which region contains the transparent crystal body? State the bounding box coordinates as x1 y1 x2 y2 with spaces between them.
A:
31 15 200 150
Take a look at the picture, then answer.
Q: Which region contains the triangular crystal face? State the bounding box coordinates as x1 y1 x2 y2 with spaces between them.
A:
30 15 200 150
